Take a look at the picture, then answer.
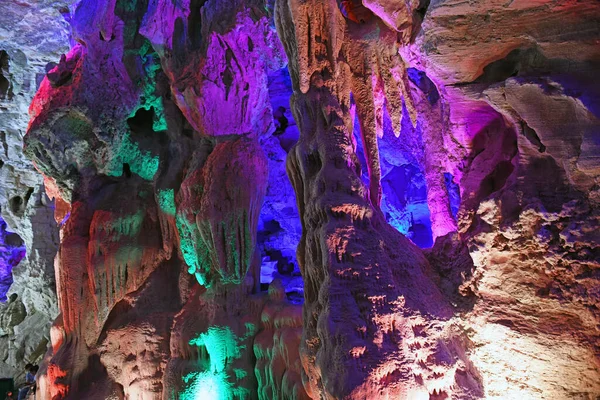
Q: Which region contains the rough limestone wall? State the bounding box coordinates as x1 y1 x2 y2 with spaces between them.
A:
275 1 480 398
277 0 600 399
0 0 71 382
22 0 305 399
401 1 600 398
9 0 600 399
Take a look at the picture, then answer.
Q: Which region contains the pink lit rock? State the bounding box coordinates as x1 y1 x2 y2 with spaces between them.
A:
362 0 424 42
399 0 600 397
141 4 285 137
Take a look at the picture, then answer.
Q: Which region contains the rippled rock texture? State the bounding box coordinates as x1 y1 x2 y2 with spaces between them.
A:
1 0 598 398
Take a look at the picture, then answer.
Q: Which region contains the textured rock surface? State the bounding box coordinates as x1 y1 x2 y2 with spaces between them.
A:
22 1 304 399
275 1 478 398
276 0 600 397
0 0 597 398
0 0 71 383
404 1 600 398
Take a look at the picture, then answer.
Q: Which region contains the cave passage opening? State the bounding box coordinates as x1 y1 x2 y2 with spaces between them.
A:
255 63 467 302
350 94 460 248
256 66 303 303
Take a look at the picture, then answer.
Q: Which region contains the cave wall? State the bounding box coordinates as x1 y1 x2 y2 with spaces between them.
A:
0 0 598 399
405 1 600 397
0 0 71 383
23 0 306 399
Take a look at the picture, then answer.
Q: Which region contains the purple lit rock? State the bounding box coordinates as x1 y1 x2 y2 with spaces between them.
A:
0 217 25 302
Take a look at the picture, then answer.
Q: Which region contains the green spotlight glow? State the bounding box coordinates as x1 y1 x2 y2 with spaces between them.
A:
180 326 253 400
107 133 159 181
158 189 176 216
175 214 210 286
181 371 232 400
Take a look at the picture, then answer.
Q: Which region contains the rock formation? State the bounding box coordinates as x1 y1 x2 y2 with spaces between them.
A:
0 0 70 382
22 0 306 398
403 1 600 397
0 0 597 399
275 1 479 398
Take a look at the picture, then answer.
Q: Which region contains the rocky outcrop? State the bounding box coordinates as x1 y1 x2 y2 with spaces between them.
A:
275 1 480 398
403 1 600 398
275 0 600 398
1 0 597 398
23 0 304 399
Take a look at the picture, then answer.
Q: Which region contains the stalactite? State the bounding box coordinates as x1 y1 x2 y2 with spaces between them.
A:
275 1 481 397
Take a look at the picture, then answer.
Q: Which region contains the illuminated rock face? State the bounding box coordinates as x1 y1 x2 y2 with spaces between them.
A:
276 2 477 398
275 0 600 398
23 1 305 399
403 1 600 398
7 0 599 399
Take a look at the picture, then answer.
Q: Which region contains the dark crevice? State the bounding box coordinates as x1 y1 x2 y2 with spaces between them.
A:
475 49 524 83
0 131 7 157
410 0 430 42
527 156 577 213
0 50 11 99
474 47 552 84
188 0 206 51
521 120 546 153
47 54 75 88
173 17 186 63
5 232 23 248
99 31 115 42
127 107 155 133
182 118 195 139
479 160 515 199
222 48 234 100
337 0 372 24
265 249 294 275
415 0 430 21
407 67 439 105
0 50 9 70
305 150 323 178
444 172 461 218
96 300 132 345
462 115 518 213
23 187 34 209
74 354 124 398
9 196 24 216
0 75 9 99
123 163 132 179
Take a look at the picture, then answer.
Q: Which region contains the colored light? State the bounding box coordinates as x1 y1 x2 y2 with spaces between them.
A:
158 189 176 216
107 133 159 181
0 216 25 301
181 326 254 400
